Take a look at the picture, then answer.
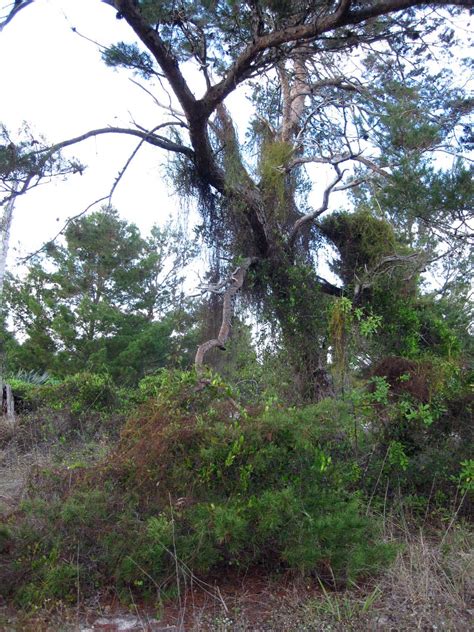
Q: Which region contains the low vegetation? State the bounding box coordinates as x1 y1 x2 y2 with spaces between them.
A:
0 363 472 628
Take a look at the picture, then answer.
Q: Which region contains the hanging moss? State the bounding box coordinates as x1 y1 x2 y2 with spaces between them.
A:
321 209 398 285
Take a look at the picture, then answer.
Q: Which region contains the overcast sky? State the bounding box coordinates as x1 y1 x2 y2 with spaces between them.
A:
0 0 201 267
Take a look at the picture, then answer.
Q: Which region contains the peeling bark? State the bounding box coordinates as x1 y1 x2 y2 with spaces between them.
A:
195 258 257 374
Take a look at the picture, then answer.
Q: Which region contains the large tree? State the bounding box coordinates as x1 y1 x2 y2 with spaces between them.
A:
1 0 472 399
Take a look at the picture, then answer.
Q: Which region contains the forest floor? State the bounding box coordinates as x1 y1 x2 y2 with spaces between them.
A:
1 433 473 632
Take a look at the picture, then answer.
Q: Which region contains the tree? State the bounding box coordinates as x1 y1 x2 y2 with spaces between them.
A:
1 0 472 399
5 208 196 383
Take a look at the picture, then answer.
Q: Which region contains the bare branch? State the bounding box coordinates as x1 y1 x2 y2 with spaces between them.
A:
37 126 194 159
129 79 187 124
19 195 110 264
108 139 143 205
354 252 428 299
286 151 353 172
289 165 346 247
0 0 34 32
353 155 394 178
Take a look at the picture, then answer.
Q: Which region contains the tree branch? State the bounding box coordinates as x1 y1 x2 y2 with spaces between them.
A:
19 195 110 263
114 0 199 116
195 257 257 374
37 125 194 159
0 0 34 32
202 0 474 115
316 274 343 297
288 165 345 247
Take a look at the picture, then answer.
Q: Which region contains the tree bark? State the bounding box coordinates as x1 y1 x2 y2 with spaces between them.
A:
195 258 257 374
0 187 15 422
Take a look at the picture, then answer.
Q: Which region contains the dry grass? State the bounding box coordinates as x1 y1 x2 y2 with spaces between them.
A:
366 523 473 631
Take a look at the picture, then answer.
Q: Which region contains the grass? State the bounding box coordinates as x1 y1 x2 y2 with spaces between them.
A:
1 524 471 630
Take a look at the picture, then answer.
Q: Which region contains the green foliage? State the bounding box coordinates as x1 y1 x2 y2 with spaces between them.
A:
5 209 195 384
321 209 398 287
17 559 78 609
259 140 294 217
40 372 119 415
388 440 409 471
329 297 382 388
1 371 396 606
348 358 473 512
102 42 155 79
0 524 11 553
455 460 474 495
368 376 390 405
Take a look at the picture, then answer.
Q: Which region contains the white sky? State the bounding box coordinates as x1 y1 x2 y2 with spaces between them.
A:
0 0 196 266
0 0 334 269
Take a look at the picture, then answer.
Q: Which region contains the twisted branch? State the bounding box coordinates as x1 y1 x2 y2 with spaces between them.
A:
195 258 257 374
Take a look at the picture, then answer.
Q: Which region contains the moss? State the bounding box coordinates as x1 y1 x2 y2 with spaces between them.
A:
259 140 294 219
321 209 398 285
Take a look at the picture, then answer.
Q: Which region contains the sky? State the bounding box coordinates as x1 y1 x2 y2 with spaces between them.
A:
0 1 471 281
0 0 336 268
0 0 197 266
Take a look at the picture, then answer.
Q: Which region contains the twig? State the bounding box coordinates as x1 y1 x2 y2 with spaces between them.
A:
19 195 109 263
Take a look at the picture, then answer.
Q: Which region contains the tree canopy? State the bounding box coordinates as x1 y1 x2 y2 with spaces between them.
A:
0 0 472 398
5 209 196 383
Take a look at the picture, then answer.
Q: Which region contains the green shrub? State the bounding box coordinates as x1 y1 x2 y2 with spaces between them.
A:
1 371 396 606
8 378 44 413
40 372 120 414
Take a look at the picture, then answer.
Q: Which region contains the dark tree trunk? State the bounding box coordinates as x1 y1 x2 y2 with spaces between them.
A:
265 254 335 402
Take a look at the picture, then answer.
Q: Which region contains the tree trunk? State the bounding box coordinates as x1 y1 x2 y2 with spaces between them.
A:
195 257 257 374
0 186 16 423
266 256 335 402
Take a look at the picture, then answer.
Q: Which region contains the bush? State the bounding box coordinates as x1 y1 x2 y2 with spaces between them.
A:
352 359 473 515
1 371 395 606
40 372 120 414
10 371 122 416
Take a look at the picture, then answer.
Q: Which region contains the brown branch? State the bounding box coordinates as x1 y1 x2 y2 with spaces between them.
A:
195 258 257 374
35 126 194 159
202 0 474 115
114 0 199 116
0 125 193 207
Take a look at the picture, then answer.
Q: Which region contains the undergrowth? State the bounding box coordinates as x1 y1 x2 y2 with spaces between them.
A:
1 371 396 608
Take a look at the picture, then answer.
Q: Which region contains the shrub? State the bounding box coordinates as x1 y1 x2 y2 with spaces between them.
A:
40 372 120 414
1 371 395 606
